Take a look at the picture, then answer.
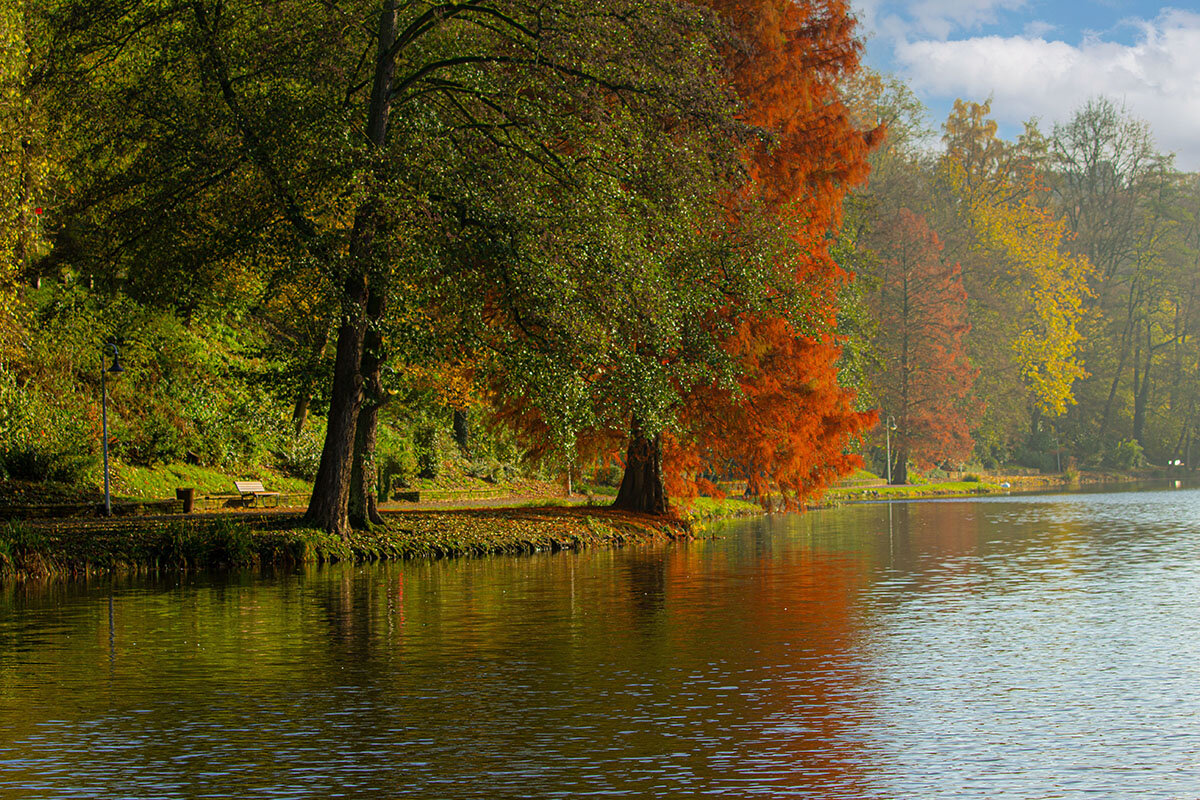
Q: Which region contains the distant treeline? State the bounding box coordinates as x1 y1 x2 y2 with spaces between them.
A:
841 81 1199 480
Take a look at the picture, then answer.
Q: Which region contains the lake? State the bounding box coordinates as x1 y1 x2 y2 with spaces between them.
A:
3 486 1200 798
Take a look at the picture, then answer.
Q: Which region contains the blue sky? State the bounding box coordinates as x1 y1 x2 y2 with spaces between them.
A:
852 0 1200 170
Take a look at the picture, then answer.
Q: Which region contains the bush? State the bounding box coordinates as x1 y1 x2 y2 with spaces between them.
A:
122 407 190 465
963 473 981 483
972 429 1009 471
279 422 325 481
414 422 442 480
0 370 99 484
1104 439 1146 470
376 424 418 499
465 458 520 484
0 522 48 573
590 462 623 487
207 519 256 566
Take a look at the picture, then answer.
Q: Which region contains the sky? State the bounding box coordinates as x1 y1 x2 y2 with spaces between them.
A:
852 0 1200 170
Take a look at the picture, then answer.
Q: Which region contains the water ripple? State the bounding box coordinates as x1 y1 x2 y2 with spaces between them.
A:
2 490 1200 797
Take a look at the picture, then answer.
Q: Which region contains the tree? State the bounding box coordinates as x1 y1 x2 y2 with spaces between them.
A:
652 0 878 511
891 100 1091 464
1049 98 1174 452
966 188 1090 422
674 316 875 506
0 1 46 353
44 0 751 533
867 209 974 483
461 138 789 516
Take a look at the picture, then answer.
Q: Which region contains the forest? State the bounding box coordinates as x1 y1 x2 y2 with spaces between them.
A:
1 0 1197 535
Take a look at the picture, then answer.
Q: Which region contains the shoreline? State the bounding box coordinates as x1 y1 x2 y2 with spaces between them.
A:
0 506 698 581
1 473 1183 580
824 469 1163 505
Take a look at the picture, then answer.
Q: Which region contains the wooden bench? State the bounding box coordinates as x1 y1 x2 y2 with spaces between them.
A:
234 480 280 508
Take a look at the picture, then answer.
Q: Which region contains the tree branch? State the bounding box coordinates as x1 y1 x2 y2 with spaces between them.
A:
189 0 325 258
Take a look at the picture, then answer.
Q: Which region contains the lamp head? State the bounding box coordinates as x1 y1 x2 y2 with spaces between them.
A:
106 343 124 374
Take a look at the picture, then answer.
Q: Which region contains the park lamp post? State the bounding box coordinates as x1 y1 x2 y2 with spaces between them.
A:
100 342 124 516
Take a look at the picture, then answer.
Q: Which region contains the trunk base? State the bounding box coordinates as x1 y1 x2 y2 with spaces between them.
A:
613 429 668 515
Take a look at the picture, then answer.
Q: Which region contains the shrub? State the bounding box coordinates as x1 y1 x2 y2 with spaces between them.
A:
963 473 981 483
207 519 256 566
0 370 99 484
414 422 442 480
0 522 48 573
376 424 417 498
591 462 623 487
280 422 325 481
1104 439 1146 470
466 458 520 484
122 406 189 466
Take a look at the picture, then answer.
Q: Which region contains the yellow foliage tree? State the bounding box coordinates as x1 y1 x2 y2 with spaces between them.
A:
967 185 1092 417
941 101 1093 432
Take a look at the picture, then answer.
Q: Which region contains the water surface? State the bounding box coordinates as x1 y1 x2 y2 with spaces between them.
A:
3 487 1200 798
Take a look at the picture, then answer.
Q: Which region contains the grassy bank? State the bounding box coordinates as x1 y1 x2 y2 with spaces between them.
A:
687 496 764 522
0 507 691 580
825 467 1165 503
829 479 1006 502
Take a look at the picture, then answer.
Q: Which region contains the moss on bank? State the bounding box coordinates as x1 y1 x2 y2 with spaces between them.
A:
0 507 691 580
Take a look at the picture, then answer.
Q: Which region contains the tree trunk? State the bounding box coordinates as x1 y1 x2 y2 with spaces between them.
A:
612 419 668 515
452 408 470 456
302 0 397 536
892 449 908 485
1100 285 1138 439
292 394 311 437
304 297 368 537
292 328 331 436
350 283 387 528
1133 323 1152 447
16 137 31 273
349 400 383 527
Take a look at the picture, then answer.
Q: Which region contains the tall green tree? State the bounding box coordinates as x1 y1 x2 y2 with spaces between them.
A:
43 0 760 531
1049 98 1175 454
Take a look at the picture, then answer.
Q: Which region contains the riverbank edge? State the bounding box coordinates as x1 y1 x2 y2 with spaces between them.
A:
824 469 1161 504
0 506 709 581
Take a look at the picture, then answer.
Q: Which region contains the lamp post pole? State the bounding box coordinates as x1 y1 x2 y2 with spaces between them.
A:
100 343 123 517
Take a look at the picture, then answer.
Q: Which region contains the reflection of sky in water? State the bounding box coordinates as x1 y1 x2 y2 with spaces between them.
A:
853 489 1200 799
0 490 1199 798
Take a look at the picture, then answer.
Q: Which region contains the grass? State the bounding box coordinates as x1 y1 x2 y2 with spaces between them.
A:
829 479 1004 501
685 496 763 521
109 463 311 500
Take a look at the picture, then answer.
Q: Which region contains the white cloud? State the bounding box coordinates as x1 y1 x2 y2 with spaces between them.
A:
856 0 1028 44
894 9 1200 169
906 0 1029 39
1023 20 1056 38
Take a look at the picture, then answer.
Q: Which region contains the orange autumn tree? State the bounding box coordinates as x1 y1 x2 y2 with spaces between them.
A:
657 0 879 510
867 209 976 484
